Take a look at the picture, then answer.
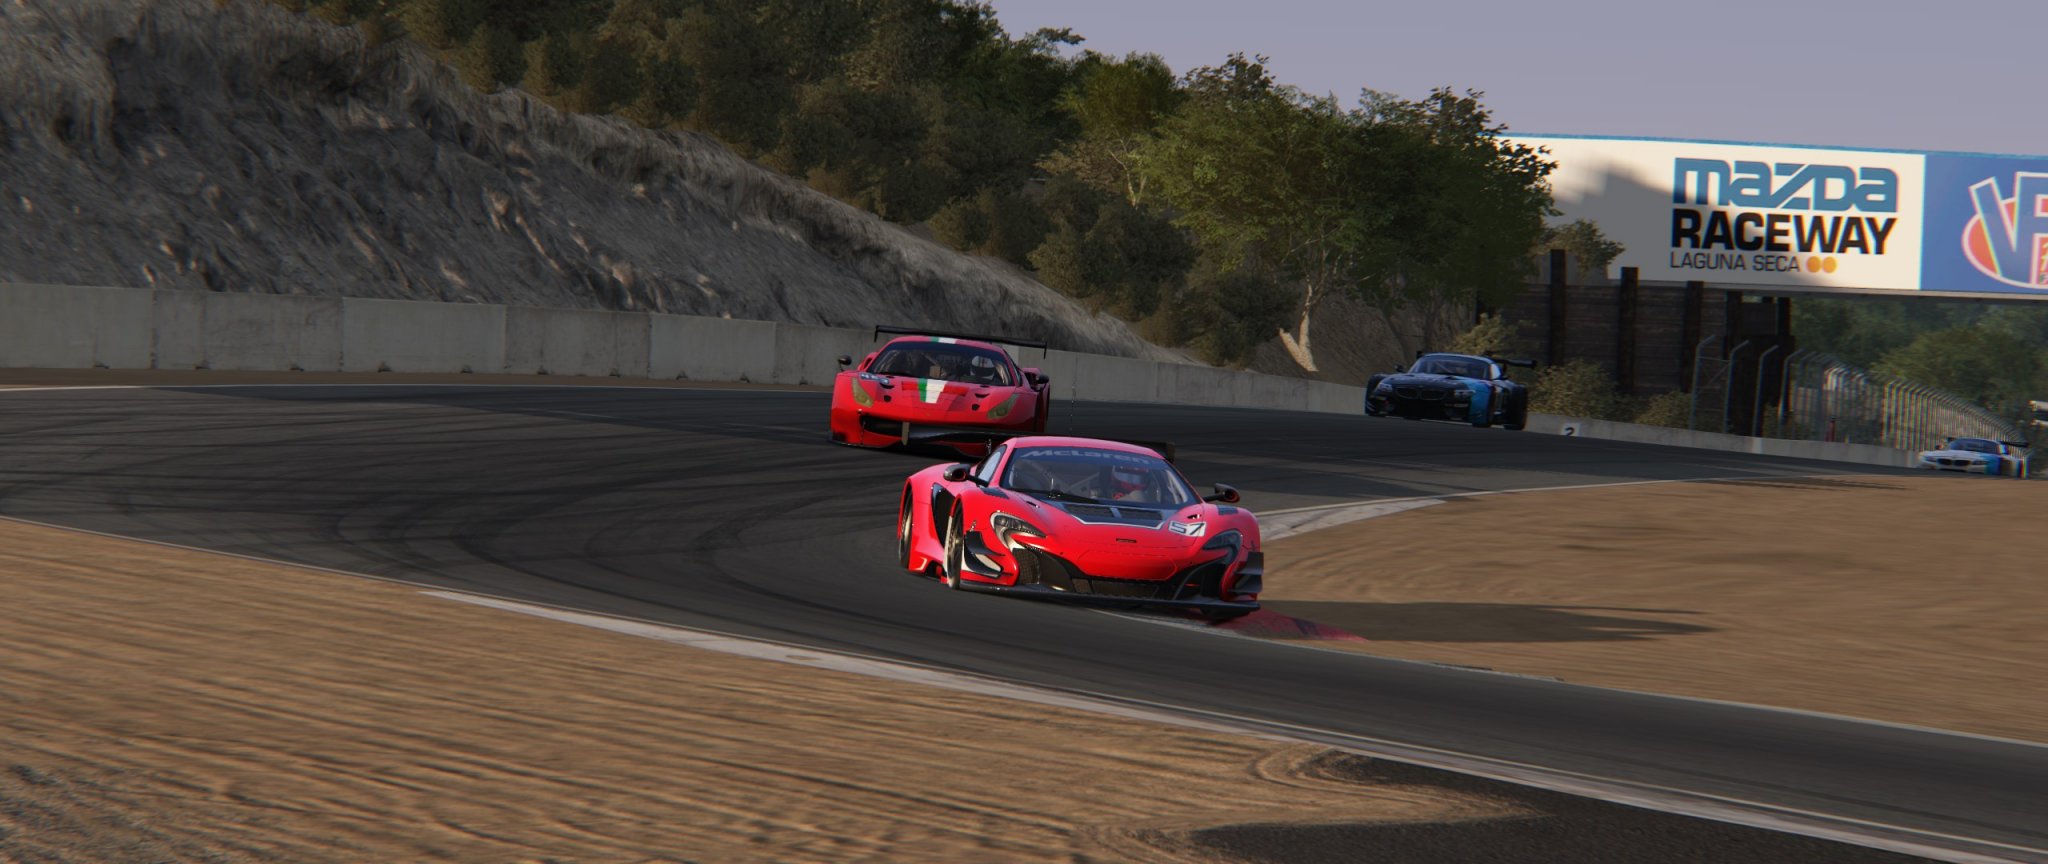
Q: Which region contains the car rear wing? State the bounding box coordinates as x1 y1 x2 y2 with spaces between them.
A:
1410 350 1537 369
873 325 1049 354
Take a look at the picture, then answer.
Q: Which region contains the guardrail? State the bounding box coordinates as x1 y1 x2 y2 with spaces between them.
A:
0 283 1360 414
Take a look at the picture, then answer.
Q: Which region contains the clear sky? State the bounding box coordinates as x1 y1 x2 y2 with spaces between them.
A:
986 0 2042 156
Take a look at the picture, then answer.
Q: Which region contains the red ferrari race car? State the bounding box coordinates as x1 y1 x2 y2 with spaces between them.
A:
830 326 1051 456
894 437 1262 620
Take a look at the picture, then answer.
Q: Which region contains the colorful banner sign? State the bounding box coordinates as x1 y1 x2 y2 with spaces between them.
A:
1516 135 2048 297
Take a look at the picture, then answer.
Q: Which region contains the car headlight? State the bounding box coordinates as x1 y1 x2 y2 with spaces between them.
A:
989 512 1044 550
987 392 1021 419
1201 529 1242 551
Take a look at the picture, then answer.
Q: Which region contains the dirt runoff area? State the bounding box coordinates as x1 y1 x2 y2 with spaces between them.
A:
2 519 1955 864
1261 473 2047 743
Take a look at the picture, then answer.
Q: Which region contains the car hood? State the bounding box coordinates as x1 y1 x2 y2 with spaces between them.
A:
1005 496 1216 550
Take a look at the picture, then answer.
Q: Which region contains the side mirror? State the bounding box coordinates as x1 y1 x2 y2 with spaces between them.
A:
942 464 973 483
1026 369 1049 387
837 355 853 368
1203 483 1240 504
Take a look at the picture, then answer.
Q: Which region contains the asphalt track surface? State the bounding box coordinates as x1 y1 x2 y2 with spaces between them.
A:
1 385 2042 861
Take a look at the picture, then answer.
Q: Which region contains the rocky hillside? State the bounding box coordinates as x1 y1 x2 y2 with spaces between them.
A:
0 0 1184 361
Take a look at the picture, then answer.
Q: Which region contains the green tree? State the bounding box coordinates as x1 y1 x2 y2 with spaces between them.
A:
399 0 483 50
1136 54 1372 371
1447 312 1526 357
673 1 794 156
571 34 642 115
930 187 1047 268
521 30 583 98
1040 52 1179 205
1877 326 2044 415
1539 218 1624 283
621 21 698 129
1527 359 1620 419
455 22 525 91
1351 87 1554 360
1155 255 1296 366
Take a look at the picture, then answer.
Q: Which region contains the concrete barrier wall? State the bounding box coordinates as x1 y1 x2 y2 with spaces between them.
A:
1523 413 1917 469
343 298 505 373
0 283 1926 468
649 315 776 382
0 284 153 369
0 285 1366 414
504 306 649 378
197 292 343 372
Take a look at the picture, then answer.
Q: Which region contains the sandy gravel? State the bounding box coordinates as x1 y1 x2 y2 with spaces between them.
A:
1260 474 2048 742
0 518 1529 863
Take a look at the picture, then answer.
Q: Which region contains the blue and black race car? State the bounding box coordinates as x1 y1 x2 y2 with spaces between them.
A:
1366 352 1533 430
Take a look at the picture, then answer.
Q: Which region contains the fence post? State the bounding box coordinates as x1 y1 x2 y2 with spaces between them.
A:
1753 343 1782 437
1687 334 1720 430
1680 281 1704 391
1722 339 1753 434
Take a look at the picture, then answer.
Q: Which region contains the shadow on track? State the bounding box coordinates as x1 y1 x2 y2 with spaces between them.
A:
1258 601 1714 644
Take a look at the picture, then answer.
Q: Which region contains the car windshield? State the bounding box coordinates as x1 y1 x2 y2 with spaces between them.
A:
868 341 1012 385
1948 438 1998 453
1411 355 1492 378
1001 447 1194 506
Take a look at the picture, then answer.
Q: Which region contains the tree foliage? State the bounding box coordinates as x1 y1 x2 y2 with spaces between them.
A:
1876 326 2043 416
1526 359 1620 419
1539 218 1624 282
274 0 1561 375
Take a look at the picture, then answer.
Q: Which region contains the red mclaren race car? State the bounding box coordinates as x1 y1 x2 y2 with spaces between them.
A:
894 437 1262 620
830 326 1051 456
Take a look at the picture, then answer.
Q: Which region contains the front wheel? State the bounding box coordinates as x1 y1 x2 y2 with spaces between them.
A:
897 491 917 573
941 506 966 589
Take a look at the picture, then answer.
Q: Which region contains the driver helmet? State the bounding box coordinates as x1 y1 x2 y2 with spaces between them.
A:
967 354 1000 383
1109 464 1149 498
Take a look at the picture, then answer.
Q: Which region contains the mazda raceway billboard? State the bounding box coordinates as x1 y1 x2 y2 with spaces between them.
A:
1514 135 2048 299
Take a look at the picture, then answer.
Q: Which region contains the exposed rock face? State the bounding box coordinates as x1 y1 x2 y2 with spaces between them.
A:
0 0 1184 360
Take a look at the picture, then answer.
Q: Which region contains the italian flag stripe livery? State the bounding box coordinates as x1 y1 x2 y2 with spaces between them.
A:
920 379 947 403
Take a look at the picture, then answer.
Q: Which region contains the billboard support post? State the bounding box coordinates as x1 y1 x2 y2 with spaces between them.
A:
1616 266 1639 395
1680 281 1704 391
1547 249 1568 367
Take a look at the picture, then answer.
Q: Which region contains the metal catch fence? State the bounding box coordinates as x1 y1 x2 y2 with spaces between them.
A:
1771 350 2029 453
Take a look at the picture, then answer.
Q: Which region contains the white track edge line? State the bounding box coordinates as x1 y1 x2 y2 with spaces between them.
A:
1 512 2040 861
426 590 2037 864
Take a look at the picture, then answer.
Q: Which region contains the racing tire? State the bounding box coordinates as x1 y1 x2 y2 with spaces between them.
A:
897 490 917 573
1503 389 1528 431
941 505 966 589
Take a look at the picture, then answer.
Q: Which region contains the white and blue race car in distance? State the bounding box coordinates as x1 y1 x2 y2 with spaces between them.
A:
1916 437 2030 478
